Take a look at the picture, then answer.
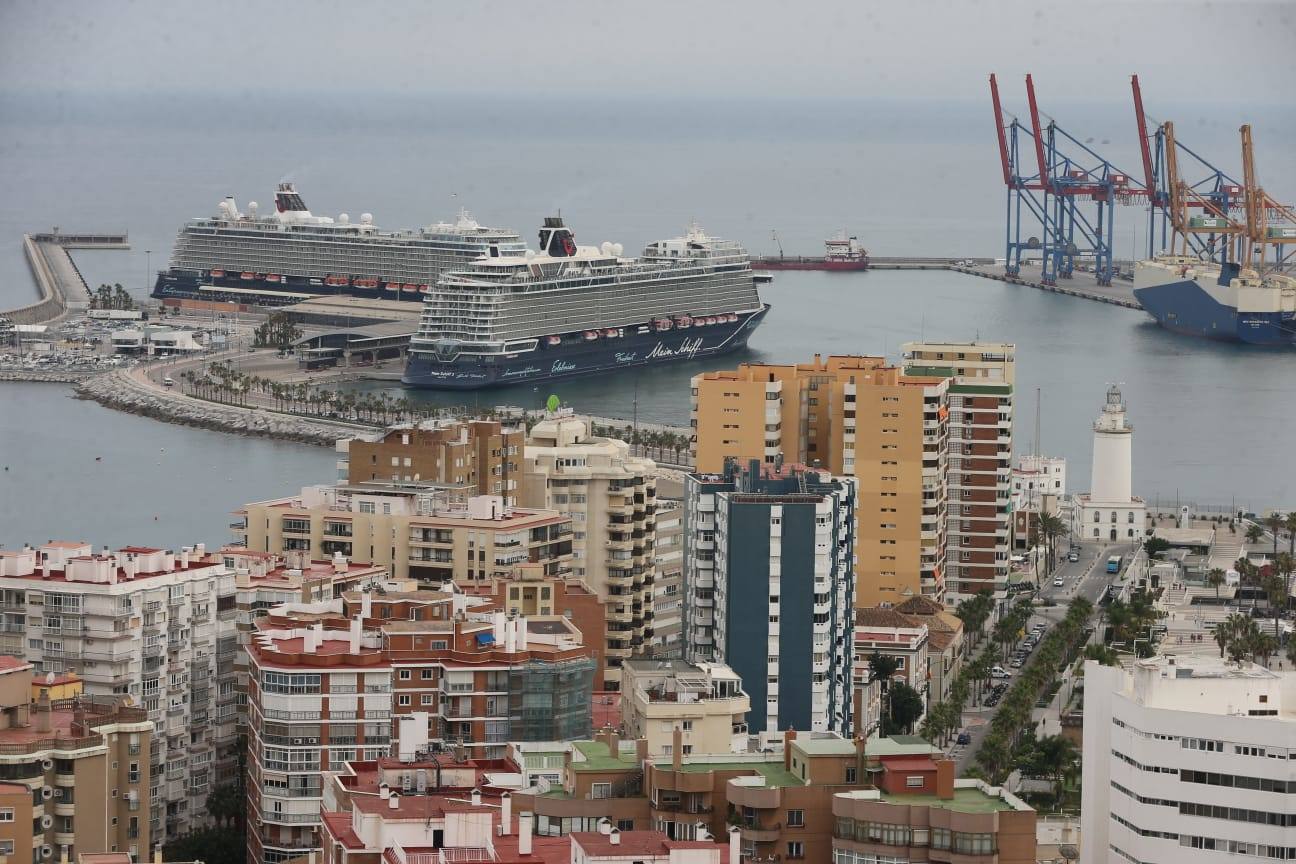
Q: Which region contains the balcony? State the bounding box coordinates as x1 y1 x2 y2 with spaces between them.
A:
740 823 783 843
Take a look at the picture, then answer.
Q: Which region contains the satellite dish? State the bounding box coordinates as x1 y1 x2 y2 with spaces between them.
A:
546 394 560 412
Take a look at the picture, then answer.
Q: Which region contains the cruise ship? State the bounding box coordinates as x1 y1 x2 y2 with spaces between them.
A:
1134 256 1296 346
151 183 527 305
402 217 769 389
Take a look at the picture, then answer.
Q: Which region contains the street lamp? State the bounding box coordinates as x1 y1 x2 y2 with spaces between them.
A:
145 250 152 293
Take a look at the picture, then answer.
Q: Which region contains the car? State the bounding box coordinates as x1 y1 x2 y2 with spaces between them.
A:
957 732 972 745
1067 551 1080 562
991 665 1011 679
1053 576 1065 587
1010 657 1025 668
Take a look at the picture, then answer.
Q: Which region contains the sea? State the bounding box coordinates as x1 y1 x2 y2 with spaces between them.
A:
1 91 1294 548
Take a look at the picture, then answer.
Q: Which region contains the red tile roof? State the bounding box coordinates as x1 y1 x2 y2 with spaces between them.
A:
0 656 32 673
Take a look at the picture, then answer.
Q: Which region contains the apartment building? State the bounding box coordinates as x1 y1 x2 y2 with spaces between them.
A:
1082 656 1296 864
621 660 750 757
0 657 153 863
0 542 238 842
683 459 855 736
891 595 964 706
853 607 930 733
245 589 596 864
691 355 949 607
902 342 1015 603
832 755 1036 864
522 416 656 688
235 486 573 587
340 419 523 504
650 500 685 656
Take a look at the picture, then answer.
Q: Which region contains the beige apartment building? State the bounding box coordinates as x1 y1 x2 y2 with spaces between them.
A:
341 420 523 504
620 659 750 757
0 657 153 863
691 355 949 606
522 416 656 687
903 342 1015 603
235 485 573 587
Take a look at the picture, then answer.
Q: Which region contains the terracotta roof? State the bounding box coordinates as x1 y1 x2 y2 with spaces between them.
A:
893 596 944 616
926 628 958 652
855 607 922 629
320 811 363 849
0 656 32 673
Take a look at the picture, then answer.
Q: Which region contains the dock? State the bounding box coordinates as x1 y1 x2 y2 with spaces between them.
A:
5 232 131 326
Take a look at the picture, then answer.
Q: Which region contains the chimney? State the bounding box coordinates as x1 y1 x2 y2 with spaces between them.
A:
729 826 741 863
500 792 511 834
609 828 621 846
180 547 191 569
153 847 162 864
516 615 528 650
308 851 316 864
333 550 348 574
672 726 682 771
783 727 796 770
935 758 955 800
608 730 620 761
854 733 866 786
35 691 52 733
379 783 390 800
518 812 533 855
361 591 373 620
471 787 482 807
349 615 362 653
389 792 400 810
195 542 206 558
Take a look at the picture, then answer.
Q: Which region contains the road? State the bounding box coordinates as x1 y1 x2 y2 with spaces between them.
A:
949 540 1133 771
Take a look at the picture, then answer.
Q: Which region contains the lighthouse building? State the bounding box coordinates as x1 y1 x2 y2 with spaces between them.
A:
1075 386 1146 542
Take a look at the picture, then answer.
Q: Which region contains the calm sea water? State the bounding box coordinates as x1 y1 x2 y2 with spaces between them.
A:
0 91 1293 549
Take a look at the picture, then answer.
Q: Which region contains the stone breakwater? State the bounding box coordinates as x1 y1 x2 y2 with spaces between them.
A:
75 369 373 447
0 369 101 384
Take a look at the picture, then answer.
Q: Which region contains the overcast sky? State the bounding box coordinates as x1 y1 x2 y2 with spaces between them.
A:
1 0 1292 106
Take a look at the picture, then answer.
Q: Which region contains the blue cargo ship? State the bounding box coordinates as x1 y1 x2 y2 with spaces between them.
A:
1133 257 1296 346
401 217 769 389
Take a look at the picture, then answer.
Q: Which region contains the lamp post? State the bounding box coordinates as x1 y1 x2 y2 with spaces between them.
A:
145 250 152 293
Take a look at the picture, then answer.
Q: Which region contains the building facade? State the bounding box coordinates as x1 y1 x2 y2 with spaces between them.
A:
691 355 949 607
1082 656 1296 864
236 486 573 587
684 459 855 735
620 660 750 757
0 657 153 863
1075 386 1146 542
650 500 685 656
0 542 238 842
521 416 656 688
902 342 1014 604
341 419 523 504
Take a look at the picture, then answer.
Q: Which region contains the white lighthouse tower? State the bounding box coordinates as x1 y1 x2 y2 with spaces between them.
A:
1076 385 1145 542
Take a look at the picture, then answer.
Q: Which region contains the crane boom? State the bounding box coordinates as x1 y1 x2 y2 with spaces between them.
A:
990 74 1013 186
1131 75 1158 205
1024 74 1050 192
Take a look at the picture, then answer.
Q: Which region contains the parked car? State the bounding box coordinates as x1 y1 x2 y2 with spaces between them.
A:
957 732 972 745
1010 657 1025 668
1053 576 1065 587
991 665 1011 679
1068 551 1080 562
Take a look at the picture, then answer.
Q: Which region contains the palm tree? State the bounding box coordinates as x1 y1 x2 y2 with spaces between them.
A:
1037 512 1068 578
1285 512 1296 557
1266 513 1284 561
1252 631 1278 668
1236 557 1258 609
1246 523 1265 547
1207 567 1227 603
1262 572 1287 639
1035 734 1080 805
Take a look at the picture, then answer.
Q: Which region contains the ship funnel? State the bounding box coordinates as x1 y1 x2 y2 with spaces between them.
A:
539 216 576 258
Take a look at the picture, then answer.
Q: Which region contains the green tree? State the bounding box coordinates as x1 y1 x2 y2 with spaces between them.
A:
1037 511 1068 578
1035 734 1080 805
1206 567 1227 603
1143 536 1171 559
1262 572 1288 639
1082 644 1120 666
883 682 924 736
1246 523 1265 546
163 826 245 864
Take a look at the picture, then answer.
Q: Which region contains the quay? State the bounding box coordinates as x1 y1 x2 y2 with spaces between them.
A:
5 231 131 326
861 256 1142 310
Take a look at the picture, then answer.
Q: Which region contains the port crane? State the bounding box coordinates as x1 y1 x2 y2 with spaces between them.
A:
991 74 1145 286
1240 124 1296 272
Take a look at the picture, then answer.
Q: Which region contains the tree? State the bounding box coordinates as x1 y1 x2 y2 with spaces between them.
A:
1246 523 1265 546
1206 567 1226 603
1212 620 1232 658
1266 513 1284 561
1285 512 1296 557
253 311 303 351
163 826 245 864
1262 572 1287 639
1143 536 1171 560
1082 644 1120 666
883 682 924 736
1037 512 1068 577
1035 734 1080 805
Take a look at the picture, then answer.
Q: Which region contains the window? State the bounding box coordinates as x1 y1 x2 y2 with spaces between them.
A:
421 669 433 680
398 669 411 680
0 841 12 856
397 694 411 706
845 766 857 784
787 809 804 827
421 694 433 706
0 808 12 822
787 841 804 859
906 775 924 787
591 782 612 799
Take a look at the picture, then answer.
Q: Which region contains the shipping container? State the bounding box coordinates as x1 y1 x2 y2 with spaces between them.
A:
1189 216 1230 229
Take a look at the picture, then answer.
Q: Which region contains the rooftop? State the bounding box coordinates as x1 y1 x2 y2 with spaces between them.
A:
865 735 944 758
572 739 639 772
675 757 803 788
876 786 1017 814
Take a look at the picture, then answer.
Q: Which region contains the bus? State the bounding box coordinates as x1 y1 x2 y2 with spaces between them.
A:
1106 554 1123 574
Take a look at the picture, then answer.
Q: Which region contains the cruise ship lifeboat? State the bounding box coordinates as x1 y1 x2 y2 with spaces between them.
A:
604 328 619 338
727 313 739 323
240 272 255 280
210 268 225 279
417 284 430 293
584 331 599 341
403 283 418 292
266 274 281 283
546 336 561 346
384 282 401 292
324 275 350 287
675 316 692 329
654 318 673 332
354 278 379 289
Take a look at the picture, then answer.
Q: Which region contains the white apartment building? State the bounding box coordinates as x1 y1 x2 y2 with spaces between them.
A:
522 415 657 687
1013 455 1067 510
1082 656 1296 864
650 500 685 654
0 541 239 843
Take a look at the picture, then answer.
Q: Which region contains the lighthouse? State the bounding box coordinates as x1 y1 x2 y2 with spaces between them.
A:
1076 385 1145 542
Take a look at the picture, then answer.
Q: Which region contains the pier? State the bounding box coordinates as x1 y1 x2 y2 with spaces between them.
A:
861 256 1141 310
5 232 131 326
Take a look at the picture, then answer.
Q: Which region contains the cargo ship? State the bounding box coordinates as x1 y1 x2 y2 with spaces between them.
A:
1133 256 1296 346
402 217 769 389
750 230 869 271
150 183 526 305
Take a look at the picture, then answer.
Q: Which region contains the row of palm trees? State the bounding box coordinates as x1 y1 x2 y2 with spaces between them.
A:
972 597 1094 785
590 422 692 466
1211 613 1290 667
1101 589 1162 657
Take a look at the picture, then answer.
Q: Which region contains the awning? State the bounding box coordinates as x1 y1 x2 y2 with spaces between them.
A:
475 632 496 646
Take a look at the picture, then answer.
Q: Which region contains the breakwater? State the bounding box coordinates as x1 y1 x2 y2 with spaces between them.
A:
75 368 372 447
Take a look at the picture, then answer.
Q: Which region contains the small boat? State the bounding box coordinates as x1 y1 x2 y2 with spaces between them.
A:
654 318 673 332
675 315 692 329
417 284 430 293
584 330 599 341
403 283 418 292
354 278 379 289
210 268 225 279
384 282 401 292
240 272 255 280
604 328 619 338
728 313 739 322
546 336 561 346
324 275 350 287
266 274 281 283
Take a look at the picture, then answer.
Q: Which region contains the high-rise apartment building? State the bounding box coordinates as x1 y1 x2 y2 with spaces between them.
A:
341 419 523 504
902 342 1014 604
683 459 855 735
522 416 656 688
1082 655 1296 864
650 500 685 655
236 486 573 587
691 356 949 606
0 657 153 863
245 588 596 864
0 542 238 843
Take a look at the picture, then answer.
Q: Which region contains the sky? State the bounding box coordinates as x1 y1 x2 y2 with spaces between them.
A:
1 0 1293 106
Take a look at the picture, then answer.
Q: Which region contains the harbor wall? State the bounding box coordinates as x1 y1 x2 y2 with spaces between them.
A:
5 235 78 325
